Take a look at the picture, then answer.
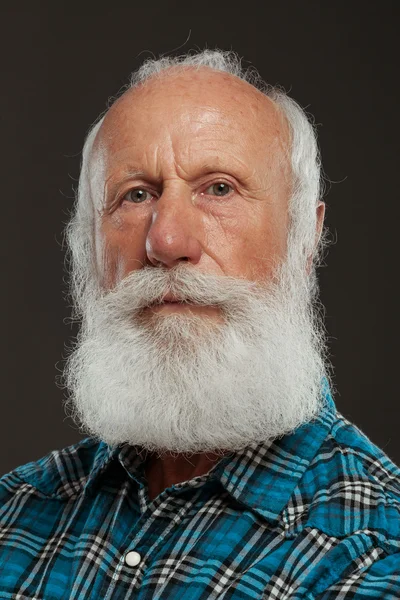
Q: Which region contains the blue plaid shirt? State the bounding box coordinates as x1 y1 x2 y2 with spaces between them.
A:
1 390 399 599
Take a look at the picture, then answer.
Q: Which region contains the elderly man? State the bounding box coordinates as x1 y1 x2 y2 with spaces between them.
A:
0 50 399 599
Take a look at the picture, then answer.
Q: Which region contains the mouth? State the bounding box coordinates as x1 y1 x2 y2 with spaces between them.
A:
144 294 187 311
148 293 189 307
161 293 185 303
141 296 223 321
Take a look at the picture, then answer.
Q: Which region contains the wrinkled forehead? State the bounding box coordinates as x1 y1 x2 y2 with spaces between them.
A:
89 68 291 189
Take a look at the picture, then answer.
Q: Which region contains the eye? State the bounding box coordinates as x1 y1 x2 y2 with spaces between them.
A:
204 182 233 197
123 188 155 203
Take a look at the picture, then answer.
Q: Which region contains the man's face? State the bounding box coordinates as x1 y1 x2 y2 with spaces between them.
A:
66 68 326 453
91 68 291 310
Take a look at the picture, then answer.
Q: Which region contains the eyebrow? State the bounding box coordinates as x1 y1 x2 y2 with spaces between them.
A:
194 159 254 185
104 167 148 201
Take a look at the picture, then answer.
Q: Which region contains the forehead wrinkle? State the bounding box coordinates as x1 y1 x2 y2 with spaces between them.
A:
174 133 287 191
187 157 254 186
92 68 292 202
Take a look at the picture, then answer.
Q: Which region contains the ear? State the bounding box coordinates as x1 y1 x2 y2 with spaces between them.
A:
306 201 325 273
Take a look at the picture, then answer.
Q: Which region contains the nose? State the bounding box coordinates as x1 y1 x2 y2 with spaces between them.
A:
145 186 202 268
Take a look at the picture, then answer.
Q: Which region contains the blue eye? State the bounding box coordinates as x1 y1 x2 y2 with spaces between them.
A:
124 189 153 203
205 182 233 197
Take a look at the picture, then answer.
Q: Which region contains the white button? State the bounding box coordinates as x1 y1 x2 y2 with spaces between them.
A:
125 551 141 567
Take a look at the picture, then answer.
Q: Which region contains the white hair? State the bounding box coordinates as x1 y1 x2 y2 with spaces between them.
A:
66 49 325 315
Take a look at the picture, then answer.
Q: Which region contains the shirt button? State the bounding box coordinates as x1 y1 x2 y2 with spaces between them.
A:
125 551 141 567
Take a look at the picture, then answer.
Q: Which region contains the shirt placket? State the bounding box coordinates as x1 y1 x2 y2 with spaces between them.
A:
101 483 201 600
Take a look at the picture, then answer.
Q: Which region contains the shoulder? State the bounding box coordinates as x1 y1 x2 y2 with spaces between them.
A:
0 437 110 501
279 413 400 597
322 412 400 509
293 411 400 545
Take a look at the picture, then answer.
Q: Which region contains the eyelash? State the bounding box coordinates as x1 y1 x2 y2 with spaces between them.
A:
122 181 235 204
203 182 234 198
123 188 157 204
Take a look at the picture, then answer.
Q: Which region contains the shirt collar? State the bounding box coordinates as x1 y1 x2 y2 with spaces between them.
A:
83 439 121 493
86 384 336 525
84 437 149 493
213 387 336 524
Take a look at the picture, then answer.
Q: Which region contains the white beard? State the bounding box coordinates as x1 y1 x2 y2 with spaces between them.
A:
63 257 327 455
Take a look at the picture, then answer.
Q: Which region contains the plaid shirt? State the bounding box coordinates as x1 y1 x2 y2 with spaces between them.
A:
1 390 399 599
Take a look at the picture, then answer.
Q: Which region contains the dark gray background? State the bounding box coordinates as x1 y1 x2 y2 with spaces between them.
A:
1 1 398 475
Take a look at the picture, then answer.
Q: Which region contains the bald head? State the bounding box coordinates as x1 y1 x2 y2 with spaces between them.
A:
100 66 288 143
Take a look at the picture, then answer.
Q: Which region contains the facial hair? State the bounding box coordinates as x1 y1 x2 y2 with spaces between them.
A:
63 258 328 455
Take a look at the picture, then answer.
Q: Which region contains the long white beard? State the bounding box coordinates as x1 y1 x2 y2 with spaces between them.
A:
64 258 328 454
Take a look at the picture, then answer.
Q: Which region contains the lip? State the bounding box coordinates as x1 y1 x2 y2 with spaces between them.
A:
161 293 182 303
143 299 221 317
146 300 191 312
145 294 186 309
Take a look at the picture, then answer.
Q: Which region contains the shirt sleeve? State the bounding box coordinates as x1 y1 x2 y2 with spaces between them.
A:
315 553 400 599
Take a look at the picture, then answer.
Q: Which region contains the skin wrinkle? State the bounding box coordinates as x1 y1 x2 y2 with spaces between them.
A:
91 71 292 288
105 153 258 199
92 71 291 288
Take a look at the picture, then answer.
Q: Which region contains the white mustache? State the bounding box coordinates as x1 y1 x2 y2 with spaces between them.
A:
97 264 266 316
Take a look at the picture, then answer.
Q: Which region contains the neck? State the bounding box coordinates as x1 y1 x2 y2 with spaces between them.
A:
144 450 229 502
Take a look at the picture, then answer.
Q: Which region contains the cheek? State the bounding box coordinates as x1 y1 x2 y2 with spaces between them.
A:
96 214 149 288
201 206 289 281
228 210 289 281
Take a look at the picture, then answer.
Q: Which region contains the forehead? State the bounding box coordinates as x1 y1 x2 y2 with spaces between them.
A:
91 68 290 179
